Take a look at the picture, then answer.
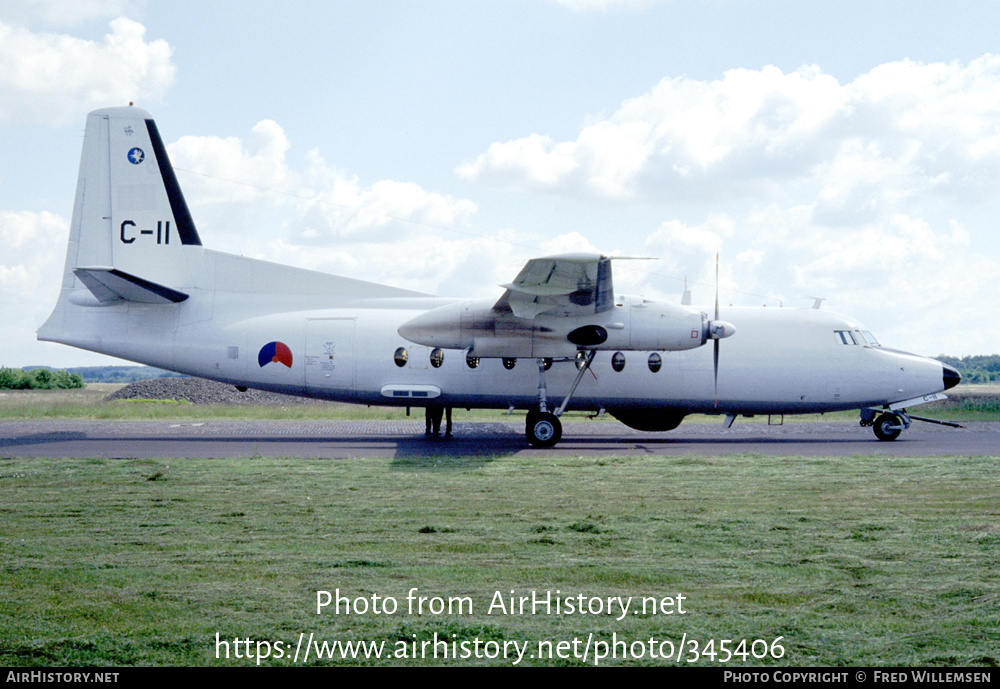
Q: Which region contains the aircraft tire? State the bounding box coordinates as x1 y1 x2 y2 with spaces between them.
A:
526 411 562 448
873 413 902 441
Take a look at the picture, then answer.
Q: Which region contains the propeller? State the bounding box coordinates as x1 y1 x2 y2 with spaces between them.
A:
706 253 736 407
715 254 720 405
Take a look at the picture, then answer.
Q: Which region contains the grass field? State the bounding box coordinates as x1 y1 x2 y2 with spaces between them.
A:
1 385 998 666
1 450 998 666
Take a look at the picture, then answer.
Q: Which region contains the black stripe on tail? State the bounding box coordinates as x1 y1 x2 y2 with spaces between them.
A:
145 119 202 246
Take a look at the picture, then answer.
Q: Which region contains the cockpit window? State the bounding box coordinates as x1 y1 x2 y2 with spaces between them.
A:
861 330 880 346
835 330 858 345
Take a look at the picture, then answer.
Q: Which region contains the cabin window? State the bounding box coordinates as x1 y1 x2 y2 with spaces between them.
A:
503 357 517 370
612 351 626 372
542 358 553 371
648 352 662 373
466 351 479 369
430 347 444 368
393 347 408 367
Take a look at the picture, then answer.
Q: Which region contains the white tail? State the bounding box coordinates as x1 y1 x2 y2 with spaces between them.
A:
63 106 204 303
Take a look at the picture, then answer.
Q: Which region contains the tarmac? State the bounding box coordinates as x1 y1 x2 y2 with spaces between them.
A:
2 418 997 459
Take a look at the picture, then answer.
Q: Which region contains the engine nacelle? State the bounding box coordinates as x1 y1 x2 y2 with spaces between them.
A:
397 295 734 357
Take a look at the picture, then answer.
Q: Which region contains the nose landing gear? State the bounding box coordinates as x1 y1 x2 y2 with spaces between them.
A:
861 403 965 441
861 408 909 441
871 412 904 441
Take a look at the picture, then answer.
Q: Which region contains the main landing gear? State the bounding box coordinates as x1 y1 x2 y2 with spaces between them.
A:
526 409 562 448
525 351 596 448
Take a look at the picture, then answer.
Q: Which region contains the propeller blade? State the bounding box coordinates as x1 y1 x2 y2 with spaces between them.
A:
714 252 720 322
714 253 719 406
714 339 720 407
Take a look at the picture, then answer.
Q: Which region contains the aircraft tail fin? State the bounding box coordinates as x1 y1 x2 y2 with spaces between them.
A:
59 106 203 297
39 106 206 351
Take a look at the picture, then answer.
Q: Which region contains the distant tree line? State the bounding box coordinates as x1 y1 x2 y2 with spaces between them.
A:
15 365 184 384
935 355 1000 384
56 366 183 383
0 367 85 390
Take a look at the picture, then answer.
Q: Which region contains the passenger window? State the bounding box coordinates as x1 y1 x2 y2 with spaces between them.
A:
430 348 444 368
466 351 479 369
502 358 516 370
612 351 626 372
648 353 662 373
393 347 408 367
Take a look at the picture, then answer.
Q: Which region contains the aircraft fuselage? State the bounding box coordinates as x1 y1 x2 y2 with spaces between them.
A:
51 276 947 418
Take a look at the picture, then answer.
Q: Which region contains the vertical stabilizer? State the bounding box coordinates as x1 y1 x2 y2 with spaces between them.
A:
66 106 203 291
39 106 205 347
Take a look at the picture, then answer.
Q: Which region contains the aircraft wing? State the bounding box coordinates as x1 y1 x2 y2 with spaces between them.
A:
494 253 614 319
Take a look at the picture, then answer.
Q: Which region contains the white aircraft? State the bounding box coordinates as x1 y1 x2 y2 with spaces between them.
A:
39 106 961 447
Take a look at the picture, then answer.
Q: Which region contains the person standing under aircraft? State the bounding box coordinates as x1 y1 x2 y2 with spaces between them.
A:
425 405 444 437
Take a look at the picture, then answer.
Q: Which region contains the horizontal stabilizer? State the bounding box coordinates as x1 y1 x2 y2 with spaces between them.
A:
74 267 189 304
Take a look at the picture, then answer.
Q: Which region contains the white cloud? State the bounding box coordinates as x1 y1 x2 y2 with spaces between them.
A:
0 17 174 126
459 57 1000 213
539 231 602 256
631 208 996 357
168 119 480 291
0 210 69 366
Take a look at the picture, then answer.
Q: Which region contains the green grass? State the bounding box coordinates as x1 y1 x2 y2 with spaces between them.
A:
1 452 997 666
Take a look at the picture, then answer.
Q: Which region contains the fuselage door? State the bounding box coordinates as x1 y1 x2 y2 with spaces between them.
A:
305 318 357 392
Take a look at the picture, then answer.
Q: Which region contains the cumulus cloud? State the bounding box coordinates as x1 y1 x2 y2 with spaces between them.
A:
167 119 481 291
631 207 992 356
459 57 1000 214
0 16 174 126
0 210 70 365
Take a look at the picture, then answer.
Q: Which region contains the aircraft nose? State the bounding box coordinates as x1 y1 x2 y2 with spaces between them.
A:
942 363 961 391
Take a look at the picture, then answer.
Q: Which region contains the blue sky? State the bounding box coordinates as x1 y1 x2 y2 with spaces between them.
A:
2 0 999 367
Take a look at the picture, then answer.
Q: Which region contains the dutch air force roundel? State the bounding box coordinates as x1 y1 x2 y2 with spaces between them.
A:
258 341 293 369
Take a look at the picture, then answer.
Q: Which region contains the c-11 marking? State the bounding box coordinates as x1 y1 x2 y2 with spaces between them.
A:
120 220 172 245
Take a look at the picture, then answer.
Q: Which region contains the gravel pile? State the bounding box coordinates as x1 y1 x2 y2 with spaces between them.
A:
104 377 310 405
